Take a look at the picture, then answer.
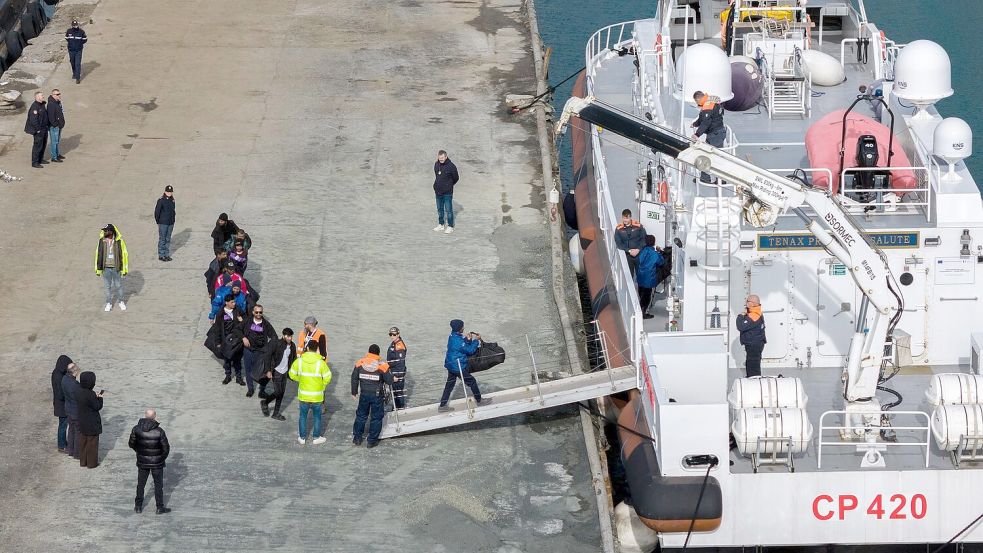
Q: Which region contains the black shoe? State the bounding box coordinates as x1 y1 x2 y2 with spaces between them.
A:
271 413 286 421
156 507 171 514
352 438 363 446
159 257 165 261
57 155 65 160
366 441 379 449
76 77 80 84
643 314 654 320
246 389 254 398
476 397 494 406
222 375 232 385
260 401 270 417
40 160 50 164
51 158 62 163
135 505 143 513
236 377 245 386
258 390 270 399
32 163 42 168
164 256 172 262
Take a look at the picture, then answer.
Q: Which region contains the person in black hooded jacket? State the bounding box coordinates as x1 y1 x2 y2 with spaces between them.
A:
76 371 104 469
128 409 171 514
211 213 239 252
51 355 73 452
61 363 82 459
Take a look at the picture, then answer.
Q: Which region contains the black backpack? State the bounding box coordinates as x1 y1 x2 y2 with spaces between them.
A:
467 341 506 373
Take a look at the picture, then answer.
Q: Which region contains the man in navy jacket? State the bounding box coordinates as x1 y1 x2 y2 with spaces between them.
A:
432 150 460 234
437 319 493 412
154 185 176 262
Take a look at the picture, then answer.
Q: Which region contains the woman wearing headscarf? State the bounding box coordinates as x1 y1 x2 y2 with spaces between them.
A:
51 355 73 453
76 371 104 469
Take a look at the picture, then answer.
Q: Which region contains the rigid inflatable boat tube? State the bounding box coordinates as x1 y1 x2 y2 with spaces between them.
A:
575 179 597 249
618 394 723 532
571 72 598 249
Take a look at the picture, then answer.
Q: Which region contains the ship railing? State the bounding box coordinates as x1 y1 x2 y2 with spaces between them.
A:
839 165 932 218
585 21 636 81
817 410 931 469
596 178 643 366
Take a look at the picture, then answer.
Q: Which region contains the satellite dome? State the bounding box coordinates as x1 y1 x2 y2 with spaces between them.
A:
894 40 953 104
933 117 972 182
674 43 734 103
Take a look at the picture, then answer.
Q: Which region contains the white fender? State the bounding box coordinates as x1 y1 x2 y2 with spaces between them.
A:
614 502 660 553
569 233 584 275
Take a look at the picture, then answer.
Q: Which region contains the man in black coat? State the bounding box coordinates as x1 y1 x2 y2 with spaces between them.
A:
51 355 73 453
154 185 176 262
61 363 82 459
24 91 49 168
432 149 460 233
46 89 65 163
211 213 239 252
242 303 278 399
128 409 171 514
76 371 104 469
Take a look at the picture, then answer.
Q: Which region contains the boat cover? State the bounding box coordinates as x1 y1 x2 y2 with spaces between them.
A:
804 109 918 194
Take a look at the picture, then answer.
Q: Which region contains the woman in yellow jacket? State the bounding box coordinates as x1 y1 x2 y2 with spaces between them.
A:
289 340 332 445
93 223 129 312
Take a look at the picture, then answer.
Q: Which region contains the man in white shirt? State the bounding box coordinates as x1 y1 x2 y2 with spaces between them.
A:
260 328 296 421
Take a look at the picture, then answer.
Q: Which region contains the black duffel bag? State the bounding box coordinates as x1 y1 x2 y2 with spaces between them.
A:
467 341 505 373
204 323 223 358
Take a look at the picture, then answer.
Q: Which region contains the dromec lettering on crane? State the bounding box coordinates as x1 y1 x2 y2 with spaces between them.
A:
824 212 857 247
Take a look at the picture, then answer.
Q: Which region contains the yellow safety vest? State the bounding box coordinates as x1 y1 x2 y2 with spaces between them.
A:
288 352 332 403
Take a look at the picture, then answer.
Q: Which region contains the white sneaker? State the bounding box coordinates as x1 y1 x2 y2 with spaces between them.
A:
432 225 445 232
118 301 127 311
297 437 306 445
444 226 454 234
104 303 112 312
312 436 327 445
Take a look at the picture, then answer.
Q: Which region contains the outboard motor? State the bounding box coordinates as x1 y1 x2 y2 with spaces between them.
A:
853 134 879 202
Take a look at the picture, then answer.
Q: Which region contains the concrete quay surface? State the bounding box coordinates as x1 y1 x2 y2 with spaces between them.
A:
0 0 601 551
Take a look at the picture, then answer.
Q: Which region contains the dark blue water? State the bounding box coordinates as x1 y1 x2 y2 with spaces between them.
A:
536 1 983 190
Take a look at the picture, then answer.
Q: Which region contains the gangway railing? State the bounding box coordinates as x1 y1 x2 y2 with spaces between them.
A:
817 410 931 469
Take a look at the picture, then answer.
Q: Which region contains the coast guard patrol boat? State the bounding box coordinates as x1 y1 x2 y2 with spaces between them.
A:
559 0 983 549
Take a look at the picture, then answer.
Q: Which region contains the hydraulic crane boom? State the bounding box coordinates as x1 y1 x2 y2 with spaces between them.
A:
556 96 902 403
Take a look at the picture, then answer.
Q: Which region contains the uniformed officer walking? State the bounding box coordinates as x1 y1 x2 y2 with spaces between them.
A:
691 90 726 184
386 327 408 409
24 91 49 168
351 344 394 448
65 19 88 84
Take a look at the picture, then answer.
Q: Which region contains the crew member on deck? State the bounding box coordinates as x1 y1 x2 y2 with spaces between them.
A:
615 208 647 276
736 294 767 377
691 90 726 184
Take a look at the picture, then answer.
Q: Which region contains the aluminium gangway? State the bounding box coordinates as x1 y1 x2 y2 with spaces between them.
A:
379 364 638 439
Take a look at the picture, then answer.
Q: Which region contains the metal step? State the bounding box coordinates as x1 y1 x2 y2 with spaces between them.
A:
379 365 638 438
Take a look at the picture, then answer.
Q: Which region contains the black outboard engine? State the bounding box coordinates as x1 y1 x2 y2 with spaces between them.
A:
852 134 879 202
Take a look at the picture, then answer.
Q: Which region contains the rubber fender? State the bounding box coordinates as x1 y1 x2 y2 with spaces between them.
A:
5 30 24 59
575 179 596 248
20 12 39 40
562 191 578 230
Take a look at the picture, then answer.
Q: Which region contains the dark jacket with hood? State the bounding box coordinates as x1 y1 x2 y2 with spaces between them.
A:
154 194 176 225
47 96 65 129
269 338 297 380
76 371 103 436
433 159 460 195
62 372 81 419
211 217 239 251
52 355 72 417
128 418 170 469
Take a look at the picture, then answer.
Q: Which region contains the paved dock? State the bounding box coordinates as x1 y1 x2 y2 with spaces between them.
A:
0 0 601 551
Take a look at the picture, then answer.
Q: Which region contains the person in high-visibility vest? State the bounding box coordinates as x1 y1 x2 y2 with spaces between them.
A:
296 316 328 360
288 340 332 445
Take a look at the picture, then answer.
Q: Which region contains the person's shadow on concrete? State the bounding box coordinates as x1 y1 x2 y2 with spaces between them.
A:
124 271 145 298
81 61 100 81
163 452 186 502
59 133 81 154
169 228 192 254
99 414 128 461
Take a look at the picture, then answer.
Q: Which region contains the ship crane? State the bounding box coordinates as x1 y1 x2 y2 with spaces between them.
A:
556 96 904 412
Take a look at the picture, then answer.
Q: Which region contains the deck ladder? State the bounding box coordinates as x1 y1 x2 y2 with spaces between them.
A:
703 188 737 340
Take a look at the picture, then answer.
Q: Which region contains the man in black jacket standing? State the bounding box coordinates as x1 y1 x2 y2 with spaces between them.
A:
65 19 87 84
432 150 460 234
51 355 73 453
24 91 49 168
128 409 171 514
46 89 65 163
243 304 277 398
260 328 296 420
154 185 176 262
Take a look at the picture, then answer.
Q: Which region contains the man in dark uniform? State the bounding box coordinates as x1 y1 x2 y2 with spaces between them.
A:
691 90 727 183
386 327 408 409
615 208 647 276
736 294 767 377
65 19 87 84
351 344 394 448
24 91 49 168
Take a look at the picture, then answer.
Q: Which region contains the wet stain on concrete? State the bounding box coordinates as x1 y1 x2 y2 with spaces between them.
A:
468 0 522 36
126 133 138 138
428 117 443 124
435 90 448 96
27 333 36 343
502 215 513 225
129 97 158 112
400 0 421 6
437 97 457 102
121 143 133 150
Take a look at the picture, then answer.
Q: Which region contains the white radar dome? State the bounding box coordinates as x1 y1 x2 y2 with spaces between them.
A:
894 40 953 118
674 43 734 103
933 117 972 182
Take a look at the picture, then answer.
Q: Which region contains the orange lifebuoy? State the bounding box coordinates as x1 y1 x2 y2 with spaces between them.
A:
657 180 669 203
654 33 664 71
879 30 887 60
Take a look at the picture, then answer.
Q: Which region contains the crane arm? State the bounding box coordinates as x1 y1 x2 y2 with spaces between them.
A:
557 96 901 401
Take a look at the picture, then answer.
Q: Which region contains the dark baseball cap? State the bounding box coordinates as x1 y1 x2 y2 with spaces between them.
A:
164 185 173 192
